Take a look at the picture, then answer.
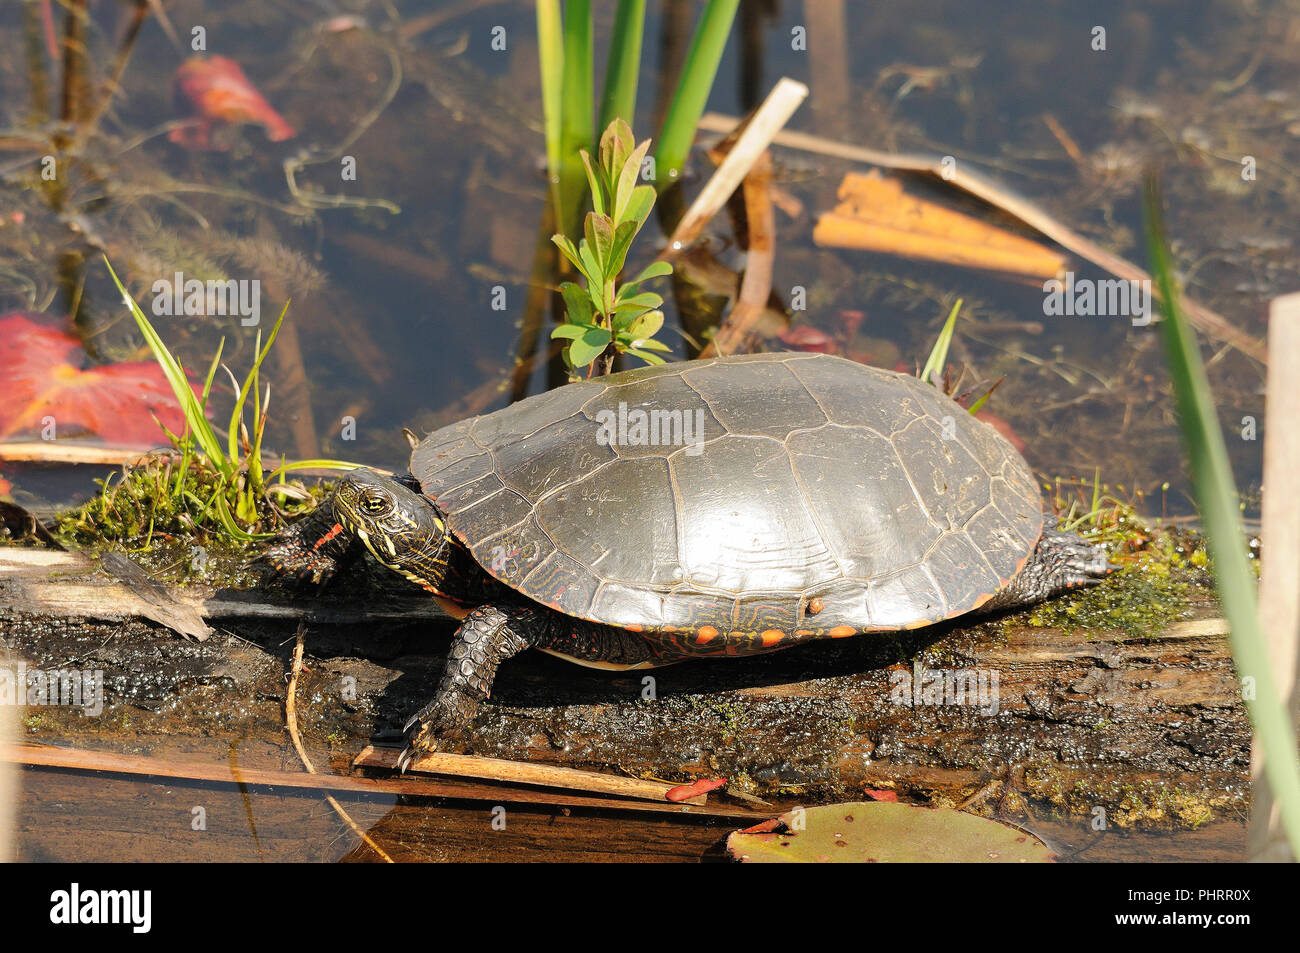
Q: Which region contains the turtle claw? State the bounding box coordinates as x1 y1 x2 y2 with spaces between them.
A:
397 692 475 765
394 745 417 774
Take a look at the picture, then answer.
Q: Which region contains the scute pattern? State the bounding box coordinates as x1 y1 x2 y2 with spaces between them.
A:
411 353 1043 641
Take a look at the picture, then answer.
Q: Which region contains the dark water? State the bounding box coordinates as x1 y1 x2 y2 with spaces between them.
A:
1 0 1287 862
0 0 1286 514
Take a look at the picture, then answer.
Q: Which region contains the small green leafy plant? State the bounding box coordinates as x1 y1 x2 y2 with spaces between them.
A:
550 119 673 377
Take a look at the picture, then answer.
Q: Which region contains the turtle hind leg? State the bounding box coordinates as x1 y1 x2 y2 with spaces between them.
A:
981 527 1116 614
400 605 663 765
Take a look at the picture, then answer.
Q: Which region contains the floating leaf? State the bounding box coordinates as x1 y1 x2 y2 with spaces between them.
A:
726 802 1056 863
0 311 200 448
665 777 727 802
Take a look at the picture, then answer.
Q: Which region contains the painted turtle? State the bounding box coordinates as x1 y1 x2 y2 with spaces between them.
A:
267 353 1111 762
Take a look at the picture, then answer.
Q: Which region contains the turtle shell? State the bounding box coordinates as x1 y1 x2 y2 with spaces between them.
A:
411 353 1043 640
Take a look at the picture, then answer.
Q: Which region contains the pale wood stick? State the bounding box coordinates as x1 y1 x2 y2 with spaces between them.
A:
0 441 378 477
696 113 1267 364
0 443 178 465
2 743 752 818
701 151 775 357
353 745 706 806
286 626 395 862
661 78 808 260
1250 293 1300 862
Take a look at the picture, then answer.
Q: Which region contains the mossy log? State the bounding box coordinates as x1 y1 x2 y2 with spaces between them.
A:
0 543 1250 860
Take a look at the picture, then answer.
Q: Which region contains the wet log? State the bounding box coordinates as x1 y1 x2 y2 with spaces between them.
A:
0 542 1249 845
0 547 447 635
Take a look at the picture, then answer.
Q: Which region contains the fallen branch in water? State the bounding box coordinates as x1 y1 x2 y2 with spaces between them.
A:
2 743 752 819
352 745 706 806
0 548 443 640
701 150 775 357
286 625 394 863
661 78 807 261
696 114 1267 364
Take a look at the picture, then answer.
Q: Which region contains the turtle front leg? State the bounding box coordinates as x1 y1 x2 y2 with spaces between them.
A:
260 499 354 585
399 604 535 766
399 605 667 765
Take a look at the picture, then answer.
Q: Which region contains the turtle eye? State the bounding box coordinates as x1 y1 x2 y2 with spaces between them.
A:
360 495 390 515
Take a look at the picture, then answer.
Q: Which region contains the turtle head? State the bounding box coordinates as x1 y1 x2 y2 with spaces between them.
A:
332 468 450 584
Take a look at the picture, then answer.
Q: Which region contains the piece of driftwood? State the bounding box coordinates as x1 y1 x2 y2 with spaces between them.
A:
695 113 1267 364
661 78 807 260
0 548 447 634
0 530 1249 847
0 443 173 465
98 552 212 641
701 151 775 357
1250 293 1300 862
353 745 705 806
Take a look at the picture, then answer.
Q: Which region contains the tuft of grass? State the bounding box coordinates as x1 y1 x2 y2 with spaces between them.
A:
84 257 358 545
1143 174 1300 853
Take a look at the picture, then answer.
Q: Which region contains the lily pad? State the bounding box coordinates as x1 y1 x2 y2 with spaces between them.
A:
726 802 1056 863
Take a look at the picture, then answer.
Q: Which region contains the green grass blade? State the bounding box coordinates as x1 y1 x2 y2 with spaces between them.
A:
654 0 739 187
201 337 224 405
265 459 363 481
537 0 565 215
104 257 230 475
557 0 594 234
1144 175 1300 853
599 0 646 133
920 298 962 386
227 301 288 472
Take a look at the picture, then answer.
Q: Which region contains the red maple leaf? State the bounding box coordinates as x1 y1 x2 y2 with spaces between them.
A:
0 311 201 447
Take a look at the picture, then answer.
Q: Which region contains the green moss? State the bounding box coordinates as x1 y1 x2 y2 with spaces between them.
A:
1015 502 1211 637
55 453 332 563
1022 562 1192 637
